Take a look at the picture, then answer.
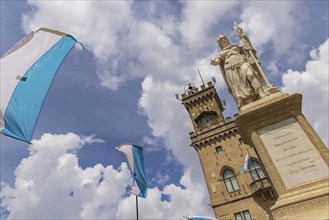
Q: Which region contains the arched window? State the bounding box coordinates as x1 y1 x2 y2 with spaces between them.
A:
250 161 266 181
223 169 239 192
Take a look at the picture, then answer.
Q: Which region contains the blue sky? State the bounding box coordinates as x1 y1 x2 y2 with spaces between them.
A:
0 1 328 219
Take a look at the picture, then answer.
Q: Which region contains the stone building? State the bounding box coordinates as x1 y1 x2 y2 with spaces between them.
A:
180 81 277 220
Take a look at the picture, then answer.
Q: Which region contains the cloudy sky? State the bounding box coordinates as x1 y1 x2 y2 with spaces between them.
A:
0 1 328 219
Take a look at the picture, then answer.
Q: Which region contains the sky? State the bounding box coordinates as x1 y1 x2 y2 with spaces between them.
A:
0 0 328 219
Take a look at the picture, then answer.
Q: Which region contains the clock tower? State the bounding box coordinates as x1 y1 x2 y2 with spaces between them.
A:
181 81 225 132
179 80 277 220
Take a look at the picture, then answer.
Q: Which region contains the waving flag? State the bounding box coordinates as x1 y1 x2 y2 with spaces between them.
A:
126 185 141 196
241 153 253 173
117 143 148 198
0 28 79 143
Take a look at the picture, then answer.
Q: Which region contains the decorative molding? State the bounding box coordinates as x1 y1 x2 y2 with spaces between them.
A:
193 127 240 149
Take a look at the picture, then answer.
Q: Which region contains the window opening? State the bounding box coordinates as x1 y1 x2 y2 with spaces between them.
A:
250 160 266 181
234 210 252 220
223 169 239 192
216 146 223 153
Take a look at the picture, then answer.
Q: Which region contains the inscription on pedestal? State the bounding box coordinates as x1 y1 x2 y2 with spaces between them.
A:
258 117 328 188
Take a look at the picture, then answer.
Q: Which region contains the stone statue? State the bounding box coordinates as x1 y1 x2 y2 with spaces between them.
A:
211 22 271 110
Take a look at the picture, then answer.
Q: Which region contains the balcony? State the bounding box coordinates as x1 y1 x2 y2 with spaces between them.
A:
249 178 276 199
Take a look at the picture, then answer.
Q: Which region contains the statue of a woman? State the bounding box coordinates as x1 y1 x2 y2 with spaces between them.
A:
211 26 267 110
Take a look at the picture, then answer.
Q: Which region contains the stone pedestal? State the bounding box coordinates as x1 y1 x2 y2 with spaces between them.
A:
236 92 329 219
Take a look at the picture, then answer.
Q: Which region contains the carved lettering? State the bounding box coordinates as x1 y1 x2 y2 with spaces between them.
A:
258 117 328 188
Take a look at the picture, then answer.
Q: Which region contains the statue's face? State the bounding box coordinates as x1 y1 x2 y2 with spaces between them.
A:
218 37 230 49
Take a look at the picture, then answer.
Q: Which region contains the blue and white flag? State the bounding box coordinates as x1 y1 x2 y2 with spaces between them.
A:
241 153 253 173
184 216 217 220
117 143 148 198
0 28 79 143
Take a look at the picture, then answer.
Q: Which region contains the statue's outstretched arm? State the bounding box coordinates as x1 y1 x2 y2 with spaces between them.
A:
210 56 221 66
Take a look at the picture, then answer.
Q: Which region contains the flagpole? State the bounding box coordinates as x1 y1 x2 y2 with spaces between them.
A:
136 195 139 220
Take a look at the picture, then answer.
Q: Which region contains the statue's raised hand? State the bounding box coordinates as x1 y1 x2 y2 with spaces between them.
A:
237 27 244 37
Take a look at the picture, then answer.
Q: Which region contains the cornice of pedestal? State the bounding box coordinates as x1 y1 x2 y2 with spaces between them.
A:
235 93 303 147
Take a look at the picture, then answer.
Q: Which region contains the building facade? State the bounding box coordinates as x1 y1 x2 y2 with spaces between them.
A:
180 81 277 220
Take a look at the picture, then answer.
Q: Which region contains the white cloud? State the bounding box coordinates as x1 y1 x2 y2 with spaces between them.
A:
1 133 212 219
179 1 238 50
151 172 170 187
239 1 308 64
21 1 185 91
1 133 126 219
138 75 199 168
23 1 132 58
281 38 329 146
116 169 210 219
267 61 279 77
